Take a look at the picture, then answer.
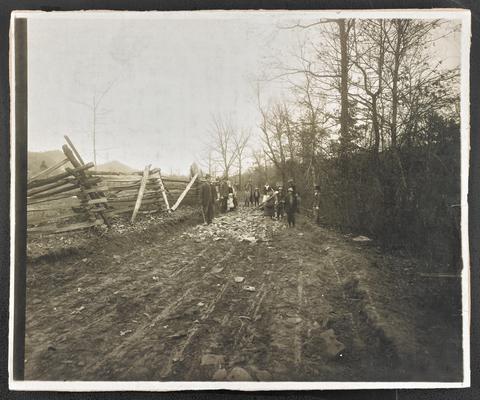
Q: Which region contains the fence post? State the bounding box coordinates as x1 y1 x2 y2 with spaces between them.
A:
158 169 171 212
131 164 151 223
171 173 198 211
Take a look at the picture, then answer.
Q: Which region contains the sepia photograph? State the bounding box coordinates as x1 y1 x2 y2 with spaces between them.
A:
9 9 470 391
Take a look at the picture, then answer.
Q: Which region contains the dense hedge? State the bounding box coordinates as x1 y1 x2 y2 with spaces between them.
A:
311 118 461 268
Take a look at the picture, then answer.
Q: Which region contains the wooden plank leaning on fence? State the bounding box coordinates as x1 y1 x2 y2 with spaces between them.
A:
157 169 171 212
62 144 110 227
170 173 198 212
64 135 85 165
131 164 151 223
28 158 70 183
64 135 108 199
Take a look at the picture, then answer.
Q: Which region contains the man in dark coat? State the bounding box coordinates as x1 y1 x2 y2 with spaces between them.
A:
210 178 218 217
244 180 253 207
285 187 298 227
287 178 300 214
253 187 261 207
201 174 215 224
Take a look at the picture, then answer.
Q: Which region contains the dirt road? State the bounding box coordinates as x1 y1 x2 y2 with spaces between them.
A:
25 208 463 381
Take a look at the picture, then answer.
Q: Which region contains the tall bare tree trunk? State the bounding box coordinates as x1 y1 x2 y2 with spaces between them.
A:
390 21 403 149
338 19 350 154
238 159 242 191
372 96 380 162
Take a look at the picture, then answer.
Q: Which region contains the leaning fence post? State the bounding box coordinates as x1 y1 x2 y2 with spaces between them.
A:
64 135 85 166
158 169 171 212
171 173 198 211
131 164 151 223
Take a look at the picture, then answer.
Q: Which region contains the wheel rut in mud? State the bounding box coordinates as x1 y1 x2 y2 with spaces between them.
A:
25 208 463 382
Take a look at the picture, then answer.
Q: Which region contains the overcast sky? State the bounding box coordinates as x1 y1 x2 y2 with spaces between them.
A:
27 12 461 174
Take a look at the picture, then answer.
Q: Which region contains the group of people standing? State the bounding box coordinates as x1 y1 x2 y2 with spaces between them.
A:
200 174 239 224
242 181 260 207
200 174 306 228
259 180 299 227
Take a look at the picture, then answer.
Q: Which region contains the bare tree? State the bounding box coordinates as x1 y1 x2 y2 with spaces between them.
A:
251 148 268 184
351 20 387 162
208 115 238 179
233 128 251 190
278 19 354 156
71 80 116 166
259 102 296 186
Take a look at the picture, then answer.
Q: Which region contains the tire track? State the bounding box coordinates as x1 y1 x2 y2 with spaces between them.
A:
92 243 237 376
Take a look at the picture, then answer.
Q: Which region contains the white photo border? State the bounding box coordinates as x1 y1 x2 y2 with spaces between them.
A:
9 8 471 391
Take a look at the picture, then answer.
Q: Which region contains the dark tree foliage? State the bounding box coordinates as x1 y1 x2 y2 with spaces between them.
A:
317 113 460 266
250 19 461 268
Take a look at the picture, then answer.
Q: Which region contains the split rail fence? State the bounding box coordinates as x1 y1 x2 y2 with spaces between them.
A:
27 136 200 235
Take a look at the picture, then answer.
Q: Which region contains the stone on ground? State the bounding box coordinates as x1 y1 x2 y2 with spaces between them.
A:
319 329 346 359
255 370 272 381
227 367 253 381
212 368 228 380
201 354 225 367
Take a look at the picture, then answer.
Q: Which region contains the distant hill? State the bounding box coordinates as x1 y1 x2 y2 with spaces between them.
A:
96 160 137 174
28 150 67 177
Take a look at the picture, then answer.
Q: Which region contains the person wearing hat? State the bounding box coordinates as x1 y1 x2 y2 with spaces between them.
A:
287 178 301 214
200 174 215 224
287 178 296 193
284 187 298 227
313 184 321 225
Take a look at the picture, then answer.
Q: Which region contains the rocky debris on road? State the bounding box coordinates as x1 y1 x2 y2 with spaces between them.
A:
183 208 285 244
352 235 372 242
286 317 302 325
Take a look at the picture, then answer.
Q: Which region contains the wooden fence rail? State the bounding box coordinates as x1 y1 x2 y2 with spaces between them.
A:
27 137 201 236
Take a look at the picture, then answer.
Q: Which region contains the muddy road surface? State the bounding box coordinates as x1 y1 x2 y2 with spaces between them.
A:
25 208 463 381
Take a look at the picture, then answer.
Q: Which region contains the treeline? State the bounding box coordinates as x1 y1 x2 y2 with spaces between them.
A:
248 19 461 266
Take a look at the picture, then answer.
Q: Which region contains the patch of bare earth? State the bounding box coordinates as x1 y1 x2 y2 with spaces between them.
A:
25 207 462 381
